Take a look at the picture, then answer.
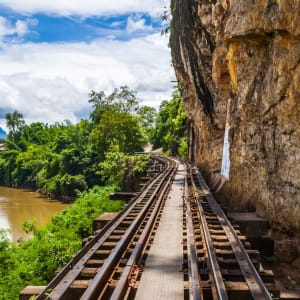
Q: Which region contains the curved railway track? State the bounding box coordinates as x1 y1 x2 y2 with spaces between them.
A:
29 157 278 300
36 156 177 300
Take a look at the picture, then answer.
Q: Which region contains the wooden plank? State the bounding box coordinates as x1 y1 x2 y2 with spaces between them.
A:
19 286 46 300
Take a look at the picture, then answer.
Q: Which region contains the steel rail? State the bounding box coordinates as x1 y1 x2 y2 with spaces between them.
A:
192 167 272 300
184 168 203 300
108 159 177 300
188 166 229 300
36 156 171 300
80 158 175 299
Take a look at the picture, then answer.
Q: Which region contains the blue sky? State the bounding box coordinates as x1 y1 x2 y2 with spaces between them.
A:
0 9 163 43
0 0 174 131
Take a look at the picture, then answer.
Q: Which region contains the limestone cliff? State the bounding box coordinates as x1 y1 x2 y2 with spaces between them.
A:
170 0 300 233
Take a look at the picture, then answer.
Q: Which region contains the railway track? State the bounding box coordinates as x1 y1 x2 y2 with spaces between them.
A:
24 157 279 300
35 156 177 300
183 162 276 300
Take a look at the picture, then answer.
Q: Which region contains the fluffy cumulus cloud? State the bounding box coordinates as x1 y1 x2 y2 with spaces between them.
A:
126 15 153 33
0 16 37 41
0 0 174 131
0 33 175 130
0 0 169 17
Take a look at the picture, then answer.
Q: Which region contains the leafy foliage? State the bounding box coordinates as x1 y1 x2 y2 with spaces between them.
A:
5 110 25 143
0 85 188 299
0 86 151 197
137 105 157 141
0 187 123 300
88 86 139 124
152 88 188 157
98 143 149 190
91 110 146 161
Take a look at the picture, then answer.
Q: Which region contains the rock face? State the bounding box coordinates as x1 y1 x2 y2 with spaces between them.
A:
170 0 300 233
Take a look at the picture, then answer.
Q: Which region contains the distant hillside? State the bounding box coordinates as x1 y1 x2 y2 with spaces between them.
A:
0 127 7 140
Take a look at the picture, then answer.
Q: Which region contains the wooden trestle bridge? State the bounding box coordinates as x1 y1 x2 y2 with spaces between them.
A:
21 156 280 300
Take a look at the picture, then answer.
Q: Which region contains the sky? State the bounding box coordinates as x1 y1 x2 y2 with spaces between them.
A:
0 0 175 132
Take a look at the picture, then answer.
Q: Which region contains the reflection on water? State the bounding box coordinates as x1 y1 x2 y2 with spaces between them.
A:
0 186 71 241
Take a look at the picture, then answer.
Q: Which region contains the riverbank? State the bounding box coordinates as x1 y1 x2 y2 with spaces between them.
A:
0 186 71 242
0 185 124 300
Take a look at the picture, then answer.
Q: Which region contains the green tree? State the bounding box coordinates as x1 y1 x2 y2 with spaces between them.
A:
5 110 25 142
0 149 19 185
0 86 149 196
98 143 150 190
21 122 47 145
91 110 146 161
89 86 139 125
137 105 157 140
97 143 127 188
152 88 188 157
11 145 47 187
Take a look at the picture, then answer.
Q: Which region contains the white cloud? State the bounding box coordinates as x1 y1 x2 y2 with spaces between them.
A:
0 16 23 38
0 0 169 17
0 16 13 36
0 33 175 129
126 16 153 33
0 16 37 42
15 20 28 37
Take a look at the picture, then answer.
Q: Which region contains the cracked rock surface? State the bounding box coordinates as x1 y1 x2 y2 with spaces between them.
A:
170 0 300 233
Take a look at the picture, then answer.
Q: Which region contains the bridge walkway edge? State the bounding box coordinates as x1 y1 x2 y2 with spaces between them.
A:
135 161 185 300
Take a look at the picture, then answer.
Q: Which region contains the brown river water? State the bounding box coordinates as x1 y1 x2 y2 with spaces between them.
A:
0 186 71 241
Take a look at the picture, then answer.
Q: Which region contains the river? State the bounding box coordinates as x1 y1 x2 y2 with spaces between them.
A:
0 186 71 242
